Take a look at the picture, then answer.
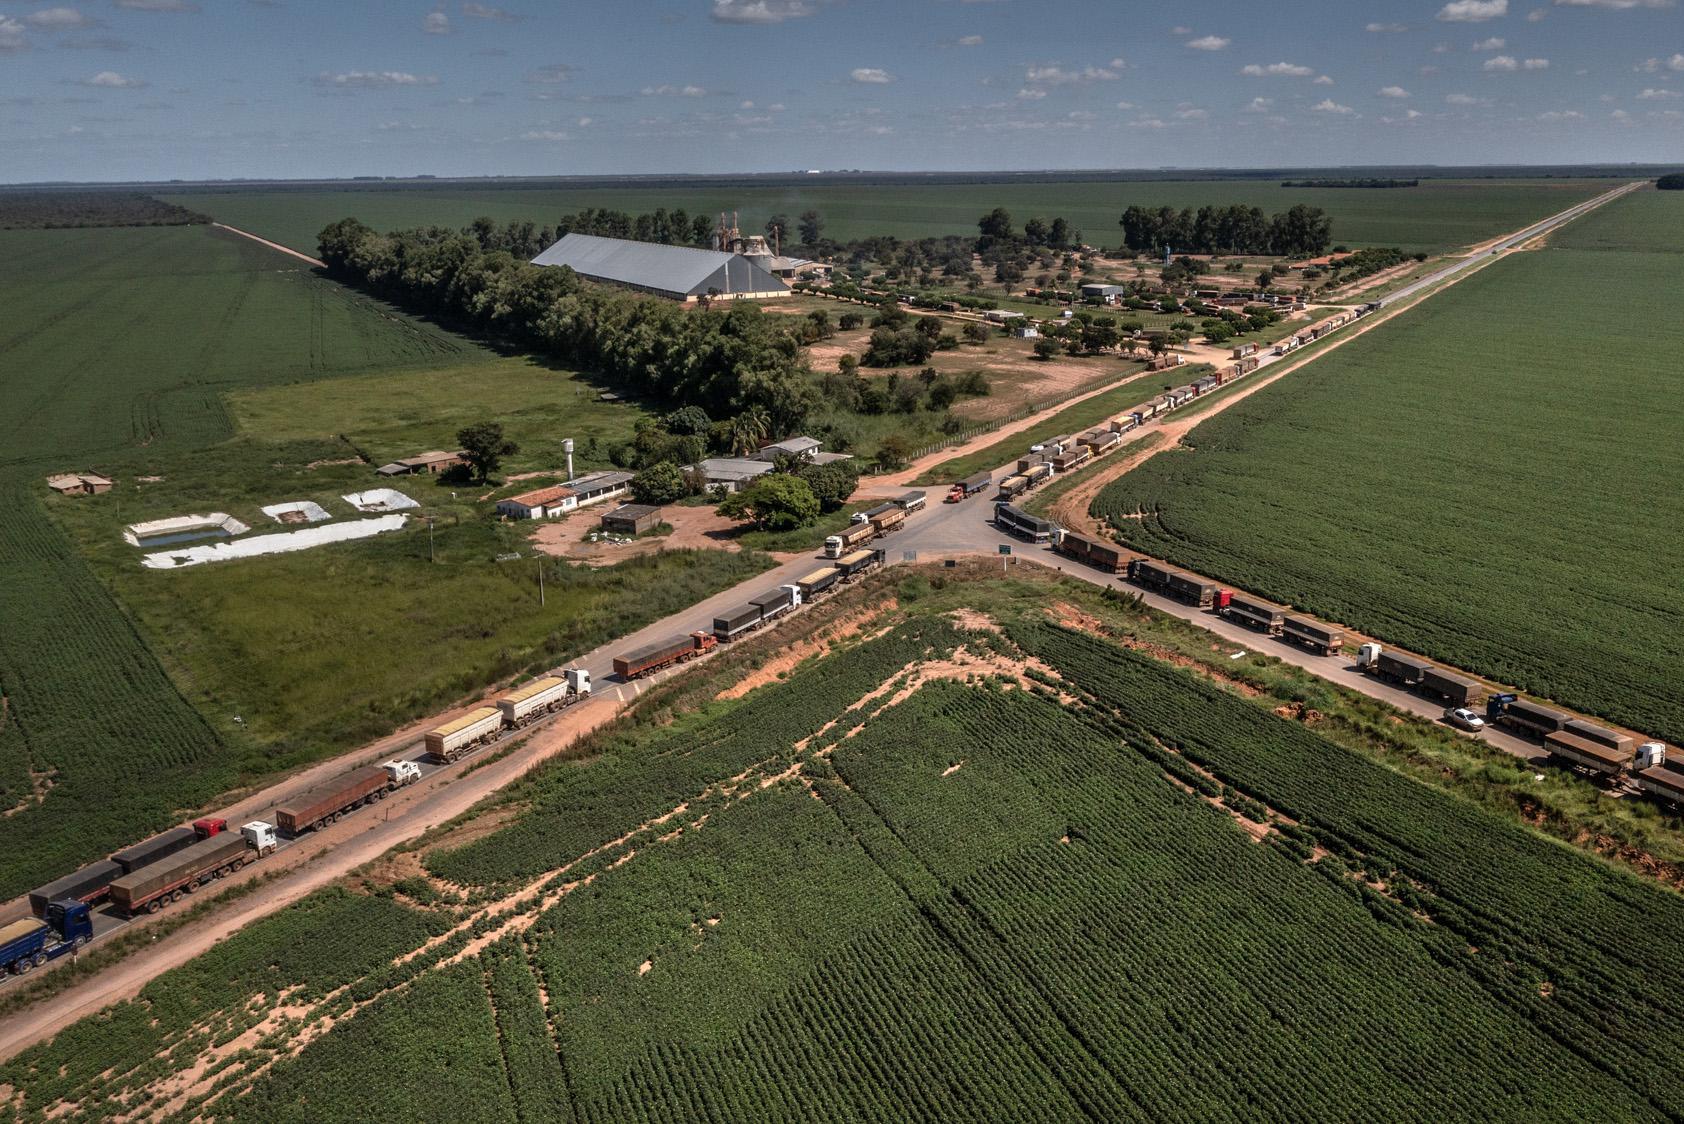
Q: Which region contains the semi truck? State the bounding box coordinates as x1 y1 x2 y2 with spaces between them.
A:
946 471 991 503
1050 447 1091 473
824 520 878 559
1 901 92 979
750 584 801 624
994 503 1056 544
1485 694 1572 740
1281 616 1344 656
1419 667 1488 709
869 506 906 536
1023 462 1054 487
996 475 1029 500
111 817 227 875
895 491 927 513
495 670 591 727
1081 431 1121 455
28 859 123 917
1127 559 1218 608
713 602 764 643
612 631 717 680
836 548 885 580
1051 529 1123 573
109 822 277 916
424 706 503 763
796 566 844 602
275 761 418 834
1357 645 1434 688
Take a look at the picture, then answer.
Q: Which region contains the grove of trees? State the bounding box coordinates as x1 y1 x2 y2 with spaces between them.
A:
1118 203 1333 257
0 191 210 230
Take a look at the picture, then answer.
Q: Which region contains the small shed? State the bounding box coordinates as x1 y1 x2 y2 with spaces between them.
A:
46 472 113 496
376 450 466 477
755 436 822 463
600 503 662 535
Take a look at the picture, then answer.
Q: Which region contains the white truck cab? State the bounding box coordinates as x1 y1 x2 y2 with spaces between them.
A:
781 583 804 607
1638 742 1668 770
381 760 423 787
241 821 279 855
1356 642 1382 669
564 667 592 697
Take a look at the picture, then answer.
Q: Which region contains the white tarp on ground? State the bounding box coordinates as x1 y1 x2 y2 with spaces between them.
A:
342 488 419 513
261 500 331 524
124 512 249 547
142 515 407 569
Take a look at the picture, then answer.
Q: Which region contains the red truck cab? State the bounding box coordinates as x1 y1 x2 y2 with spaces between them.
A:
1213 590 1233 611
193 817 227 838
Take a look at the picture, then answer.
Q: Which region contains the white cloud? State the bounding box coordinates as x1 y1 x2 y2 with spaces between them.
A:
1635 54 1684 71
1472 36 1507 48
850 67 893 83
1128 116 1166 129
1015 87 1046 99
1241 61 1313 77
1023 59 1126 84
576 116 592 126
1612 107 1632 119
1538 109 1585 119
422 9 450 34
1186 35 1230 50
113 0 198 10
1312 98 1355 113
83 69 144 87
709 0 814 24
1379 85 1411 97
1638 86 1682 97
642 83 707 96
315 70 438 88
462 3 522 20
1382 108 1426 122
24 7 93 29
1175 106 1208 119
1367 21 1409 31
1245 96 1274 111
1446 92 1489 103
1523 56 1550 68
1484 54 1520 69
521 129 569 141
1313 74 1334 85
1527 5 1549 16
1114 100 1135 109
957 34 983 46
0 16 28 52
1438 0 1508 20
526 64 572 84
1067 109 1097 120
1555 0 1673 7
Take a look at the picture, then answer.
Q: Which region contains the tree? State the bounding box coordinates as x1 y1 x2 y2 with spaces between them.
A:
1256 269 1274 290
873 433 914 472
797 460 860 512
1658 173 1684 191
1033 337 1061 361
457 421 518 482
726 408 771 455
1048 216 1073 248
717 474 819 532
765 213 790 247
962 321 991 345
663 405 712 436
976 207 1014 249
798 209 824 245
631 461 687 505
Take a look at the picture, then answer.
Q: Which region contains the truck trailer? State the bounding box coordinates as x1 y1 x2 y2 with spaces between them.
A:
1419 667 1487 709
424 706 504 762
1636 760 1684 806
1544 731 1632 777
109 822 277 916
110 818 224 875
1357 645 1434 688
1281 616 1344 656
994 503 1056 544
824 521 878 559
750 585 800 623
1052 530 1123 573
28 859 124 917
1 902 93 979
868 507 906 536
996 475 1029 500
796 566 843 601
713 602 764 643
1486 694 1572 740
1223 594 1286 635
836 548 886 579
612 632 717 680
895 491 927 513
495 670 591 727
1128 559 1217 607
275 764 412 834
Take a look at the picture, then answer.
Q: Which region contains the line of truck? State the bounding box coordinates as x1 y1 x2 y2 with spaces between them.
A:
825 491 922 558
423 669 593 763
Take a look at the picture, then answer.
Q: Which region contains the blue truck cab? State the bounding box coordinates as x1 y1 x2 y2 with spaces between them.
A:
0 900 93 978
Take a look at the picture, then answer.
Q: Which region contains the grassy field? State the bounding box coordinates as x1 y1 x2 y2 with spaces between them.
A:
0 223 771 900
1547 186 1684 253
912 366 1207 486
163 178 1619 259
9 566 1683 1120
1093 193 1684 743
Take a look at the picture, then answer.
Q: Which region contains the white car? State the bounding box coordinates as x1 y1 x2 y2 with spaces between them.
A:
1445 707 1486 732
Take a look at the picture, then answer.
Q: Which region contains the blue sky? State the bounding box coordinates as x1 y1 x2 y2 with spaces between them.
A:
2 0 1681 182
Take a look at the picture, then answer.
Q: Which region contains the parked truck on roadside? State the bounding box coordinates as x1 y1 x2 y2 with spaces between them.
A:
495 670 591 728
274 761 418 834
1 901 93 980
111 817 227 875
109 822 277 916
824 520 879 559
424 707 504 763
1281 616 1344 656
612 631 717 680
946 471 991 503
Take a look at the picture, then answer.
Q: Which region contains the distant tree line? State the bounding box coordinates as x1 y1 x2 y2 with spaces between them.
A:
317 217 815 434
0 192 210 230
1118 204 1332 257
1280 179 1419 189
1657 174 1684 191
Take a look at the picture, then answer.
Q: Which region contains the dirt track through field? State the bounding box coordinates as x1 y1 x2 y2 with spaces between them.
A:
211 223 326 268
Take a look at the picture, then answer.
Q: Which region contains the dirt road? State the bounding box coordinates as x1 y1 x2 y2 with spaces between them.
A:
211 223 326 268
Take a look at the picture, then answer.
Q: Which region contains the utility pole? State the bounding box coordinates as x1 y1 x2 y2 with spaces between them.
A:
427 516 435 563
538 560 545 607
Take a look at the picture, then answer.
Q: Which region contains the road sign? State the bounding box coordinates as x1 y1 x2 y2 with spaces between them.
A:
998 544 1012 555
902 551 917 563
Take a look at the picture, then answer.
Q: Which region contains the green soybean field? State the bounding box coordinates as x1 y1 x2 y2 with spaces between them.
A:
7 572 1681 1122
1093 189 1684 745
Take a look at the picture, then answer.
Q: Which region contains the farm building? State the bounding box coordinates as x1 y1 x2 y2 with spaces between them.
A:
497 484 576 520
810 451 855 466
689 457 775 493
530 233 789 302
376 450 465 477
755 436 822 463
1011 324 1041 339
983 309 1026 324
46 472 113 496
1080 284 1129 302
600 503 663 535
564 470 634 507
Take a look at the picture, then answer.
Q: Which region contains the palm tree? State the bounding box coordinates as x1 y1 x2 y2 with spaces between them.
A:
728 408 771 456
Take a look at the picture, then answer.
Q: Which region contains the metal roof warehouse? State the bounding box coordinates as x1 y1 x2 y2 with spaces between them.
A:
530 233 790 302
